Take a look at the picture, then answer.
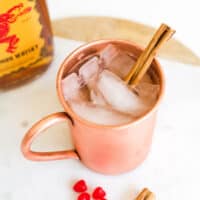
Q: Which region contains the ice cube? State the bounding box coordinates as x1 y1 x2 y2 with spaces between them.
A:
70 102 133 125
79 57 100 85
62 73 89 101
100 44 119 66
134 83 160 106
99 44 135 79
97 70 148 116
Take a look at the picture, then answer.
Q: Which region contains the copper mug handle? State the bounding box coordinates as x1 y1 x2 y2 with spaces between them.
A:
21 112 79 161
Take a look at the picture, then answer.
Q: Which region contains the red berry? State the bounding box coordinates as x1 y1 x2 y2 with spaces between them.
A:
92 187 106 199
73 180 87 193
77 192 90 200
95 199 106 200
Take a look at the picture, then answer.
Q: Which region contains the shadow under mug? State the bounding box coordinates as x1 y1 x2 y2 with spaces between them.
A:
21 39 165 175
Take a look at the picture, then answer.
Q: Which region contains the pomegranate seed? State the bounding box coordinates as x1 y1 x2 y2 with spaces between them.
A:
95 199 106 200
73 179 87 193
77 192 90 200
92 187 106 199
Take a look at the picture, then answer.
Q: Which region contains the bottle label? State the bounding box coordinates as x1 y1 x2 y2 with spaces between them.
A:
0 0 50 77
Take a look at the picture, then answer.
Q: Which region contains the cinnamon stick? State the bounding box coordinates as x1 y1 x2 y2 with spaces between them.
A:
125 23 175 86
135 188 156 200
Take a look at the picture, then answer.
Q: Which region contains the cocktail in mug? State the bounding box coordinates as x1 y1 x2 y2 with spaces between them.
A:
21 40 165 174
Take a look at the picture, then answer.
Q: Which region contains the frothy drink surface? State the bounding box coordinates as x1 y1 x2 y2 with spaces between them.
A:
62 44 160 125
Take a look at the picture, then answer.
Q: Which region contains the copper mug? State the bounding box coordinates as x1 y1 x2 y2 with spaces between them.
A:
21 39 165 175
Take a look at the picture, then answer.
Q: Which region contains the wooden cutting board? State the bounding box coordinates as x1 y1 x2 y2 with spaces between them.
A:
52 16 200 66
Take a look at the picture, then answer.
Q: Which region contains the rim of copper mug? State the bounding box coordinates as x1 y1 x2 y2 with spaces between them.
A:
57 39 165 130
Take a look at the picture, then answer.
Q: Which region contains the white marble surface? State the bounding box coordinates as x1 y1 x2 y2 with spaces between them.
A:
1 37 200 200
1 0 200 199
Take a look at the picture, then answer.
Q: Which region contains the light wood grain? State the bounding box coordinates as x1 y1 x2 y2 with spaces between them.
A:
52 16 200 66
